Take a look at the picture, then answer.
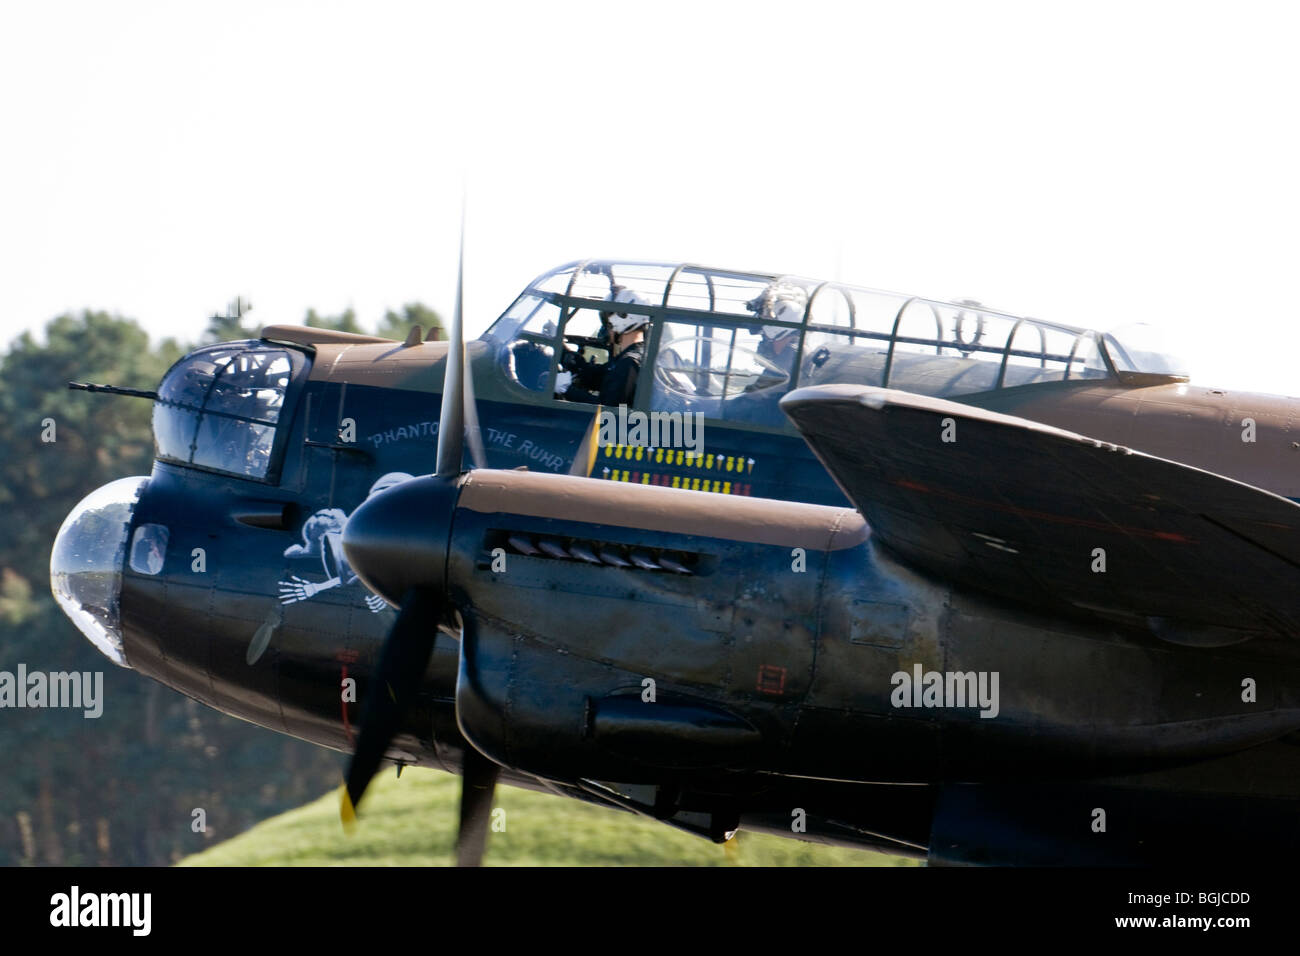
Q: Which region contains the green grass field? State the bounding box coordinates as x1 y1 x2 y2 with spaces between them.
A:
179 767 919 867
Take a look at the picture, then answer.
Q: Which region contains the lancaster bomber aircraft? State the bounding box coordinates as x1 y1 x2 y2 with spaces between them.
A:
52 252 1300 865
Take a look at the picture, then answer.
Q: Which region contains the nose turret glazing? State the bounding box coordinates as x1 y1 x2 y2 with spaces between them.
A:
50 476 149 668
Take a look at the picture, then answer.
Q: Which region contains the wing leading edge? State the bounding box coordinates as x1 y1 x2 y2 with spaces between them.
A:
780 384 1300 642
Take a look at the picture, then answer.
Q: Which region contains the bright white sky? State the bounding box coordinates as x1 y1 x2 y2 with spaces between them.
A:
2 1 1298 394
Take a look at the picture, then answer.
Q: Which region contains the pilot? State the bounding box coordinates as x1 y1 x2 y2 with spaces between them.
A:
759 315 801 379
750 282 807 386
556 287 650 406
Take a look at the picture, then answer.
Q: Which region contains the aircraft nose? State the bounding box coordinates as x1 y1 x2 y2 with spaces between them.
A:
50 476 150 668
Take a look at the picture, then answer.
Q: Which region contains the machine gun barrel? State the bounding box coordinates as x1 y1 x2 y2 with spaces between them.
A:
68 381 160 400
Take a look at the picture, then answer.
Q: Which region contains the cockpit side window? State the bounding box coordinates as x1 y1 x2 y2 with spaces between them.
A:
153 346 298 481
547 307 612 392
485 294 546 344
649 318 795 429
499 298 563 393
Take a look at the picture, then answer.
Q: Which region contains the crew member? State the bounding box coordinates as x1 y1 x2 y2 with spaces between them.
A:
758 313 801 380
556 287 650 406
750 281 807 387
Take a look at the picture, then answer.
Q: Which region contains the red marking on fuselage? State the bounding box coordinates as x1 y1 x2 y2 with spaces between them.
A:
756 664 787 696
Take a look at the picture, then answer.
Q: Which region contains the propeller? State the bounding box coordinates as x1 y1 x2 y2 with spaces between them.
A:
434 215 467 478
340 207 499 865
462 341 488 471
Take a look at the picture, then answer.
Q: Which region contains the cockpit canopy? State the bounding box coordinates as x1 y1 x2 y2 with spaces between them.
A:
153 343 303 481
484 260 1188 428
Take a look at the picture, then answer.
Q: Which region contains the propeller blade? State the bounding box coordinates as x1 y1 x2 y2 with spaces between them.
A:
455 745 500 867
463 352 488 470
435 207 466 478
344 204 497 854
568 406 602 477
343 588 440 819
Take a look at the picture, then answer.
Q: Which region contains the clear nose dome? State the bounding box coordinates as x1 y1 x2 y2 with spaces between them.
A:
50 476 149 668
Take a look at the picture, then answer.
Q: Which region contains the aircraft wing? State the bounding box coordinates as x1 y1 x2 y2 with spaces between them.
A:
780 384 1300 642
